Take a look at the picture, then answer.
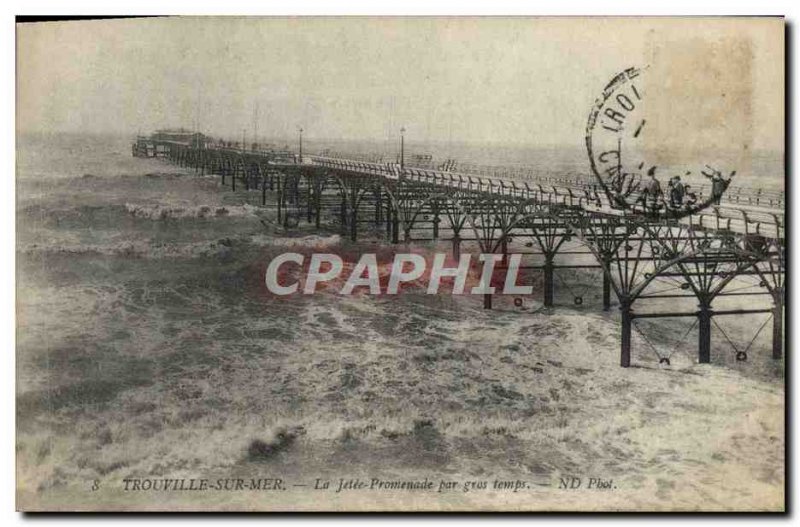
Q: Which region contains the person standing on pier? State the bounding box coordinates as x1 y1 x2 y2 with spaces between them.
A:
683 185 699 209
703 166 736 205
669 173 686 208
640 166 663 212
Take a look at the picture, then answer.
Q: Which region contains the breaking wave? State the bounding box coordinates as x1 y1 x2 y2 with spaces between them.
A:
251 233 343 248
124 202 261 220
17 232 343 259
19 238 240 259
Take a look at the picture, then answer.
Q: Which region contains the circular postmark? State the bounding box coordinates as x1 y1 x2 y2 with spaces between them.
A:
586 67 736 219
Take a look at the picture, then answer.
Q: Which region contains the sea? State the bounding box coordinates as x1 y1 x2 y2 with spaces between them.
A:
15 132 784 511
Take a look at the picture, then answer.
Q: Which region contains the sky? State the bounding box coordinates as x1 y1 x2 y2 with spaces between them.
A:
16 17 784 152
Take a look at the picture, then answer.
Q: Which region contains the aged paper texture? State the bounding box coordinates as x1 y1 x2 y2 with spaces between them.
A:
16 16 785 511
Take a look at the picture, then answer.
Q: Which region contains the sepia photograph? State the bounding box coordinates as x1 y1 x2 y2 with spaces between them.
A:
14 15 785 512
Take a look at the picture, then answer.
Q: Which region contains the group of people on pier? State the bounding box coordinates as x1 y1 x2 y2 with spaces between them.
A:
637 165 735 213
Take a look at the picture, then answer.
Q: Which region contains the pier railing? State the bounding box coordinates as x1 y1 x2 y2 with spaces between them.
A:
134 137 784 240
309 155 784 240
313 151 784 209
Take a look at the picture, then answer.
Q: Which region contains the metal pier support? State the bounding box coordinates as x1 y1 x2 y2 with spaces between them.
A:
698 303 712 364
772 295 783 360
543 257 554 307
602 272 611 311
391 210 399 244
620 301 632 368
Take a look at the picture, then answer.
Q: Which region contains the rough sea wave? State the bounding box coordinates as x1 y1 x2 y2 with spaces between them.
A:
15 132 785 511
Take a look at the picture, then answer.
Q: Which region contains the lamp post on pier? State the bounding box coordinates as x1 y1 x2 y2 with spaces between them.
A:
400 126 406 170
298 126 304 164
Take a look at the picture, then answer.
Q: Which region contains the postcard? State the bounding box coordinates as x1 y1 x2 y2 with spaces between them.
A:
16 16 785 511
